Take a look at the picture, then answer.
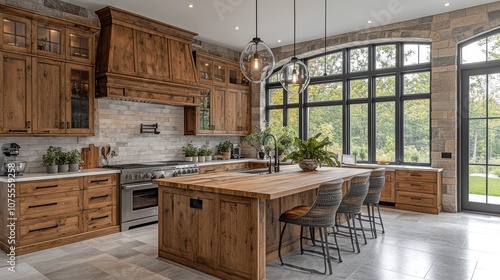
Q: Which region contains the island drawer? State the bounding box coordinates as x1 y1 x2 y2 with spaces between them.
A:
18 213 83 246
18 191 83 220
84 186 116 209
396 181 436 194
84 174 117 189
223 163 247 171
84 206 116 231
18 178 81 197
396 191 436 208
396 170 437 182
199 165 224 174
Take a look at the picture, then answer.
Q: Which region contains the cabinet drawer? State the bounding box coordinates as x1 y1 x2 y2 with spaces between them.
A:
84 206 116 231
18 191 83 220
223 163 247 171
18 178 81 197
248 162 268 169
84 174 117 189
199 165 224 174
396 181 436 194
19 213 83 246
396 191 436 208
396 170 437 182
385 171 393 182
84 186 116 209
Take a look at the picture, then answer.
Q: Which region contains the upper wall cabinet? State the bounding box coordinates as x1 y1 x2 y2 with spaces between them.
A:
184 52 251 136
95 6 201 106
0 4 99 137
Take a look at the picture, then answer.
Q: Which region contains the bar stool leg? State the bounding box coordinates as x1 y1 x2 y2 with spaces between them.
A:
371 203 378 238
357 213 367 245
300 226 304 254
310 227 316 246
351 214 361 253
322 227 333 274
330 230 342 263
366 203 375 238
345 214 355 252
376 203 385 233
278 222 287 265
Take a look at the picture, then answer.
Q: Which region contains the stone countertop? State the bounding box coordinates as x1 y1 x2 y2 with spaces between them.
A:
345 163 443 172
0 168 120 183
155 165 371 200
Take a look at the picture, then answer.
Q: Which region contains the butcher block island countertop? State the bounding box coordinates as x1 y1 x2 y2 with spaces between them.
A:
154 166 371 280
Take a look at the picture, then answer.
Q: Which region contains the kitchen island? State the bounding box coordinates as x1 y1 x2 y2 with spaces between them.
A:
154 165 371 280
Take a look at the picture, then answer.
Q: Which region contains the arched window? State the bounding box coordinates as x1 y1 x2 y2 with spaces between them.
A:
266 42 431 165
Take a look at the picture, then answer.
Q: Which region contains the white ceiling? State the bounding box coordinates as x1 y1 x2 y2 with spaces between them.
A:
63 0 498 51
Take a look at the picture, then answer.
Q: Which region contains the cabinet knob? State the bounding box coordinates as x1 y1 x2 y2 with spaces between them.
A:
60 122 65 129
26 121 31 129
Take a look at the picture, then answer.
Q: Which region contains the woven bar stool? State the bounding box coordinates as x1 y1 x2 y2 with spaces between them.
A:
278 179 344 275
333 173 370 254
361 168 386 238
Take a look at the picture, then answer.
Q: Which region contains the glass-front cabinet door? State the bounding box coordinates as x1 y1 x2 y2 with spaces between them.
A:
1 14 31 53
213 61 226 85
198 56 213 84
228 65 240 87
67 28 92 64
66 64 94 135
198 88 212 133
33 22 64 59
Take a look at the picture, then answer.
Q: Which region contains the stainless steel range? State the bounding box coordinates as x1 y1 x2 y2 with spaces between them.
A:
108 161 199 231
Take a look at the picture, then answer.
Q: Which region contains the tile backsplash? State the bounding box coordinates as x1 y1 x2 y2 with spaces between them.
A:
2 99 240 173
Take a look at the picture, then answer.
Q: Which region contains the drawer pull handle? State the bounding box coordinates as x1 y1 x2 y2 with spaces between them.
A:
29 225 58 233
410 173 421 177
8 129 28 132
91 215 109 221
29 202 57 208
205 169 216 172
91 194 109 200
90 179 109 184
410 184 421 187
410 197 422 200
35 185 58 190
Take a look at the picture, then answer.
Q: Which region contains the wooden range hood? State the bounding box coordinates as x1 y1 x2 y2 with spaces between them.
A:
95 6 201 106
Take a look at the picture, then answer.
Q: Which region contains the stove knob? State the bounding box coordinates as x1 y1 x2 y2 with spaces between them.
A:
186 168 192 174
159 173 166 178
172 170 178 177
151 173 157 179
182 169 187 174
136 173 143 180
124 174 133 181
193 168 199 174
145 173 152 179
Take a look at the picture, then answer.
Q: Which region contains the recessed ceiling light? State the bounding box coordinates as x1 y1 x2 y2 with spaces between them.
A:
278 39 282 43
188 4 194 8
234 26 240 30
444 3 450 7
367 20 372 24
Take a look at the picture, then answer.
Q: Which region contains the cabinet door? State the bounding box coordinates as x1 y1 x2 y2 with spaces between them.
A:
0 52 31 134
0 14 31 53
212 60 226 86
66 28 93 64
238 89 250 135
197 88 213 134
380 171 395 202
137 31 170 81
228 64 240 88
197 55 213 84
32 58 65 134
169 40 198 86
32 21 65 59
211 87 226 133
225 89 239 134
110 24 136 75
65 64 94 134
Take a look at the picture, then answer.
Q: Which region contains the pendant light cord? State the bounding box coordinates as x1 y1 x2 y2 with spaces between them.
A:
255 0 258 38
293 0 296 58
324 0 327 74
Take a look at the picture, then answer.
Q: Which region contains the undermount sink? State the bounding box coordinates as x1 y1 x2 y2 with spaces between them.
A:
229 168 272 175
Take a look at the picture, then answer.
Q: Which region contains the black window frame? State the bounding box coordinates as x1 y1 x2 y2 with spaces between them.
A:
266 42 432 166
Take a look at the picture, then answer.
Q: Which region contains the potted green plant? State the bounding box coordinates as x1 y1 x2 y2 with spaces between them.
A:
218 140 232 160
244 123 269 159
205 147 213 162
42 146 58 173
55 147 69 172
67 149 81 172
198 145 207 162
284 133 340 171
182 143 197 161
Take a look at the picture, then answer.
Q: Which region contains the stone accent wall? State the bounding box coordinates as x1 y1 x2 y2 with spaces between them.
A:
263 2 500 212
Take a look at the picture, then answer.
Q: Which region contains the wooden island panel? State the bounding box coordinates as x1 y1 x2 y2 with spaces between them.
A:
156 166 371 280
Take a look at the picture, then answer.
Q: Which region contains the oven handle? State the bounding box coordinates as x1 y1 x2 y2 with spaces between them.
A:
121 182 158 190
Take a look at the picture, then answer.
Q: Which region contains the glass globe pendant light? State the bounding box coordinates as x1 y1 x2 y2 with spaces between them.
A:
239 0 275 83
279 0 310 94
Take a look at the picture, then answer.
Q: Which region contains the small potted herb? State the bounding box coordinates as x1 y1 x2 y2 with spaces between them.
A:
67 149 81 172
205 147 213 162
198 145 209 162
42 146 58 173
55 147 69 172
182 143 197 161
218 141 232 160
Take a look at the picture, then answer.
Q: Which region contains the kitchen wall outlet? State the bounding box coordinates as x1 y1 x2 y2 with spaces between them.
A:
441 152 452 159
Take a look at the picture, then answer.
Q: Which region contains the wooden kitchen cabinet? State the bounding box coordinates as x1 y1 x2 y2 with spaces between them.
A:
380 170 395 203
0 52 32 134
395 170 442 214
0 4 98 136
0 173 119 255
185 52 251 136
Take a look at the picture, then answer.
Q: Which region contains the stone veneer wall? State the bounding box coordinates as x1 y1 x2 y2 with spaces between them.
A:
0 0 241 173
253 2 500 212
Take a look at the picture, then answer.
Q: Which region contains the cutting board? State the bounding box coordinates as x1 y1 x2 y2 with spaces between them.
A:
81 144 100 168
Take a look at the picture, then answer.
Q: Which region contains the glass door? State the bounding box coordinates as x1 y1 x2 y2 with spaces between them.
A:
461 67 500 213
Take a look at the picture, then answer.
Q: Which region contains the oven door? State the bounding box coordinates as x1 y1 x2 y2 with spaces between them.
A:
121 182 158 223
